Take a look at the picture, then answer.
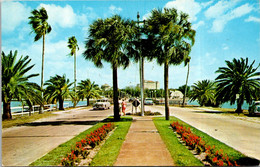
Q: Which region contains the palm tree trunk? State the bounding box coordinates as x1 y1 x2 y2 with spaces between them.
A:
182 62 190 106
87 97 90 106
2 101 12 120
74 52 77 108
236 97 243 113
113 63 120 121
40 33 45 114
164 60 169 120
58 97 64 110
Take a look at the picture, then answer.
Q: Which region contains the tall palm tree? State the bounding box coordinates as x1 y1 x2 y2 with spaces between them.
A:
182 56 191 106
77 79 101 106
28 7 52 113
215 58 260 113
83 15 135 121
190 80 217 107
2 50 41 120
67 36 79 107
44 74 72 110
145 8 196 120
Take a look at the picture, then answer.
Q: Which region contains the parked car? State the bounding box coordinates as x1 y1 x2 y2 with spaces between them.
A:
144 98 154 105
248 101 260 115
93 98 111 110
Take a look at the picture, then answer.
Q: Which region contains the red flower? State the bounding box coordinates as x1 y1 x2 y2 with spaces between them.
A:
213 157 218 162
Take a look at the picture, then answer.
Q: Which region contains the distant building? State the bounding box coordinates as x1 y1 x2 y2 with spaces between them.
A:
101 84 111 91
137 80 160 90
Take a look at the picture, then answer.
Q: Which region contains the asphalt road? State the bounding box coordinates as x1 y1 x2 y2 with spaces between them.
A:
145 105 260 161
2 107 113 166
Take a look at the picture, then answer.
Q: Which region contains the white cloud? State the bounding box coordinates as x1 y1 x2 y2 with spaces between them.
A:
245 16 260 23
205 0 239 19
165 0 201 22
39 4 77 28
193 21 205 29
222 44 229 50
205 1 254 33
2 2 31 32
109 5 122 14
201 0 214 8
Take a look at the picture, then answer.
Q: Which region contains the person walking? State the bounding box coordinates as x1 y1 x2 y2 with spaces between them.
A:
122 99 126 116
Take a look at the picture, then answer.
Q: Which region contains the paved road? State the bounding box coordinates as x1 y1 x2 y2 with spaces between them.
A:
145 105 260 161
2 107 113 166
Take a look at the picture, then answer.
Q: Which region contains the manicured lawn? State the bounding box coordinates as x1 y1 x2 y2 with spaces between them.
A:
154 116 259 166
153 117 203 166
30 116 132 166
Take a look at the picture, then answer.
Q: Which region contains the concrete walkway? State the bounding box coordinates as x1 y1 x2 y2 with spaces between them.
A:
114 116 174 166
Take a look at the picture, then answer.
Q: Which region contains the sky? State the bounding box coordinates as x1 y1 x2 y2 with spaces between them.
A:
1 0 260 89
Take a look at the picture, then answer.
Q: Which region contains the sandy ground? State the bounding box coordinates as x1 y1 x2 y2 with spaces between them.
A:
145 105 260 161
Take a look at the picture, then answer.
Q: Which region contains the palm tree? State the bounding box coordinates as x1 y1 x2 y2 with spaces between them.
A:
67 36 79 107
144 8 195 120
83 15 135 121
2 50 41 120
77 79 101 106
44 74 72 110
190 80 217 106
28 7 52 113
215 58 260 113
182 56 191 106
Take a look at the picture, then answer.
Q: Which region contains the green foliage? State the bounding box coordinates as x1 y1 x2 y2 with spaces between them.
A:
77 79 101 106
190 80 218 107
178 84 191 97
215 57 260 113
83 15 135 69
44 74 73 110
2 50 41 120
67 36 79 57
28 7 52 42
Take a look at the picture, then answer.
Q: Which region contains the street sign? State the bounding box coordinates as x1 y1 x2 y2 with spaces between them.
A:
132 99 140 107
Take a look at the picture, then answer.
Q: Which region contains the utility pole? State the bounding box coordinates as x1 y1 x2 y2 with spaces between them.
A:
137 12 144 116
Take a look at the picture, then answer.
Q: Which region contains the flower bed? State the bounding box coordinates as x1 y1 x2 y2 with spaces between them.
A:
171 121 238 166
61 123 115 166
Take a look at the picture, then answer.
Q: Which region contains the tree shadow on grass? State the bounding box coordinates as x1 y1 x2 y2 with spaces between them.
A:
237 157 259 166
102 116 133 123
23 120 99 126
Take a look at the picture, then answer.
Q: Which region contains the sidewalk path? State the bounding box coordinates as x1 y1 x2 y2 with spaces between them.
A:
2 107 113 166
114 116 174 166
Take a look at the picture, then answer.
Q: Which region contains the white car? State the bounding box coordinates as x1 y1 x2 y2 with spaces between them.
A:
93 99 111 110
249 101 260 115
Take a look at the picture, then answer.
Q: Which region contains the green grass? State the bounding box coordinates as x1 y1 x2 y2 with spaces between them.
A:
154 116 259 166
90 117 132 166
30 116 132 166
153 117 203 166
